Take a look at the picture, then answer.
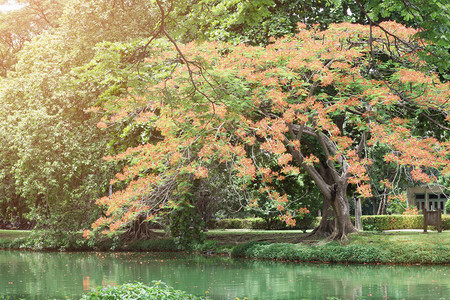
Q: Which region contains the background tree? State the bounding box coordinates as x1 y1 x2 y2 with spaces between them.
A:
176 0 363 46
0 0 159 229
0 0 66 76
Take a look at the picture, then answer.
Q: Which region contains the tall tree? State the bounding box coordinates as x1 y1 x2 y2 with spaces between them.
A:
0 0 66 76
0 0 159 228
86 22 449 240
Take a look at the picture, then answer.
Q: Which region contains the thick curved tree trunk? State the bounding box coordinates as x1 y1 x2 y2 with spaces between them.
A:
309 183 358 240
120 214 162 242
309 195 334 237
328 183 358 240
286 122 364 241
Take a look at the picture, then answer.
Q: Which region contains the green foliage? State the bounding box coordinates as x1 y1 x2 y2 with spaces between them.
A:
0 295 25 300
127 239 179 252
230 241 270 258
295 214 318 233
20 230 91 251
180 0 361 46
381 243 450 264
363 0 450 79
248 243 300 260
191 240 218 252
1 0 448 242
231 238 450 264
13 230 126 251
0 0 65 76
207 218 265 229
0 0 158 234
361 215 422 231
314 243 386 264
385 196 407 215
361 215 450 231
231 241 388 263
81 281 207 300
445 200 450 214
442 215 450 230
0 237 27 249
207 217 318 231
168 201 206 251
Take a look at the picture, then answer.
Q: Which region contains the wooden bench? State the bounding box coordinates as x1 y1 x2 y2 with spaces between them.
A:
423 208 442 233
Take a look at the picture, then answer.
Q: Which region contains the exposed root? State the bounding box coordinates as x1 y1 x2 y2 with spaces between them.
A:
120 225 164 243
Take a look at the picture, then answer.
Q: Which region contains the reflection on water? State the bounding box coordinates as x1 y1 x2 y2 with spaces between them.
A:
0 250 448 299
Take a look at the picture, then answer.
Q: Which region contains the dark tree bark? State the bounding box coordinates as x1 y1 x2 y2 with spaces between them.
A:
309 194 334 237
377 189 388 215
286 123 362 240
121 214 162 242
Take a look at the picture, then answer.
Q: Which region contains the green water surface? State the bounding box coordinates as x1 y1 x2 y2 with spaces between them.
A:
0 250 448 299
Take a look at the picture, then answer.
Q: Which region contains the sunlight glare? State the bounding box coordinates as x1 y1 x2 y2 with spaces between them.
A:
0 1 25 13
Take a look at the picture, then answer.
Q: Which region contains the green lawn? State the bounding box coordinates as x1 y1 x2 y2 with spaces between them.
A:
0 229 31 240
347 230 450 247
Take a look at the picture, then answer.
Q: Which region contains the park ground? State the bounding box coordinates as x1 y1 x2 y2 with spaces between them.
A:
1 228 449 247
1 229 449 265
3 228 449 245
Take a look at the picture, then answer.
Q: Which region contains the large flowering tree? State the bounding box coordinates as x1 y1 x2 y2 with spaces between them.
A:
85 22 449 240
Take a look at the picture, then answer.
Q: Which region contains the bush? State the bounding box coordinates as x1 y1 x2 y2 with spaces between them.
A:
229 239 450 264
361 214 450 231
442 215 450 230
81 281 206 300
381 243 450 264
208 217 318 231
230 241 269 257
192 240 218 252
0 237 27 249
315 244 386 263
231 241 387 263
249 243 300 260
294 214 318 233
208 218 266 229
169 202 206 251
21 230 90 251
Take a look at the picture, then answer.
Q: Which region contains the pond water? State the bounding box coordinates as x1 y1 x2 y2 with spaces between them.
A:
0 250 448 299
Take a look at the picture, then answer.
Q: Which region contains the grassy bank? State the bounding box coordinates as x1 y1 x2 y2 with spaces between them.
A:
1 229 449 264
0 229 30 239
230 231 450 264
0 230 30 249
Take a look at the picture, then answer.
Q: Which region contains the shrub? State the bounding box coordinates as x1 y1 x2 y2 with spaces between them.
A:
361 215 422 231
253 243 300 260
337 244 386 263
22 230 91 251
192 240 218 252
208 217 318 231
81 281 206 300
169 202 205 251
442 215 450 230
230 241 387 263
228 238 450 264
381 243 450 264
211 218 267 229
230 241 269 257
294 214 317 233
361 214 450 231
0 237 27 249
